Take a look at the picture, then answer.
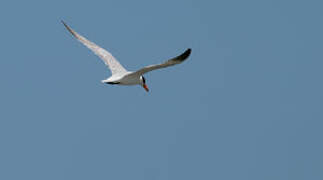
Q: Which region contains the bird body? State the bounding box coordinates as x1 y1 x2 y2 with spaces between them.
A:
102 72 140 85
62 21 191 92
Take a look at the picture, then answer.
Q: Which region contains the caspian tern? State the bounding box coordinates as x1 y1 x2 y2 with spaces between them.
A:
62 21 191 92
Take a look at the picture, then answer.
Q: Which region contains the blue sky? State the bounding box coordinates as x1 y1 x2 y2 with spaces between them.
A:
0 0 322 179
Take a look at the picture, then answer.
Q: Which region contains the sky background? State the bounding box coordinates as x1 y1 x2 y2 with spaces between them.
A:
0 0 322 179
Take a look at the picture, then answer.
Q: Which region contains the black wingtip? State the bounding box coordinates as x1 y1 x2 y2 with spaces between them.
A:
61 20 68 29
178 48 191 60
61 20 67 26
61 20 78 38
186 48 192 55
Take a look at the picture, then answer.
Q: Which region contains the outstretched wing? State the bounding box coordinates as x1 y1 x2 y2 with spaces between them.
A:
62 21 128 75
133 48 191 75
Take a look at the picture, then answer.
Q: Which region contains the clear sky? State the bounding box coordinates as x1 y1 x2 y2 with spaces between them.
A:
0 0 322 179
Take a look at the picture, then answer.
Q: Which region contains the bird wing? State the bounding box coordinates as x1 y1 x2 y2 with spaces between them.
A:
132 48 191 76
62 21 128 75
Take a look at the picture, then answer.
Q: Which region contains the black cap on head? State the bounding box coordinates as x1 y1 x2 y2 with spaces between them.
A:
142 76 146 84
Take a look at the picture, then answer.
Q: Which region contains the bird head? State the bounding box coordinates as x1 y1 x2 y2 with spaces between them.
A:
140 76 149 92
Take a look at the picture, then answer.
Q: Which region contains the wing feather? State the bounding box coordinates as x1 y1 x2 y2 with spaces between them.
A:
62 21 127 75
133 48 191 75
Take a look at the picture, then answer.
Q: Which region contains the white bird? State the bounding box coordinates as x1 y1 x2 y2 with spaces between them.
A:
62 21 191 92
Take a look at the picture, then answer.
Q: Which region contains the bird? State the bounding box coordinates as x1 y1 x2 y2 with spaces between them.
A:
62 21 191 92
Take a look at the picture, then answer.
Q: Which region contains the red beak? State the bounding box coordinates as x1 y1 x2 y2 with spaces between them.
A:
143 84 149 92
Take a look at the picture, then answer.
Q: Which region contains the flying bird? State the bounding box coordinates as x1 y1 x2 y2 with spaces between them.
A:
62 21 191 92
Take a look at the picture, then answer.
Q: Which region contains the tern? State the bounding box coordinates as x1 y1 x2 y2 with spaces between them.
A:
62 21 191 92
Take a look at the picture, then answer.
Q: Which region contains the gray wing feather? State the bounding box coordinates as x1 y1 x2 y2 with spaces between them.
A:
133 48 191 75
62 21 127 75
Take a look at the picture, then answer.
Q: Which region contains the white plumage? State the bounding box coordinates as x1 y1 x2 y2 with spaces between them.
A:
62 21 191 92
